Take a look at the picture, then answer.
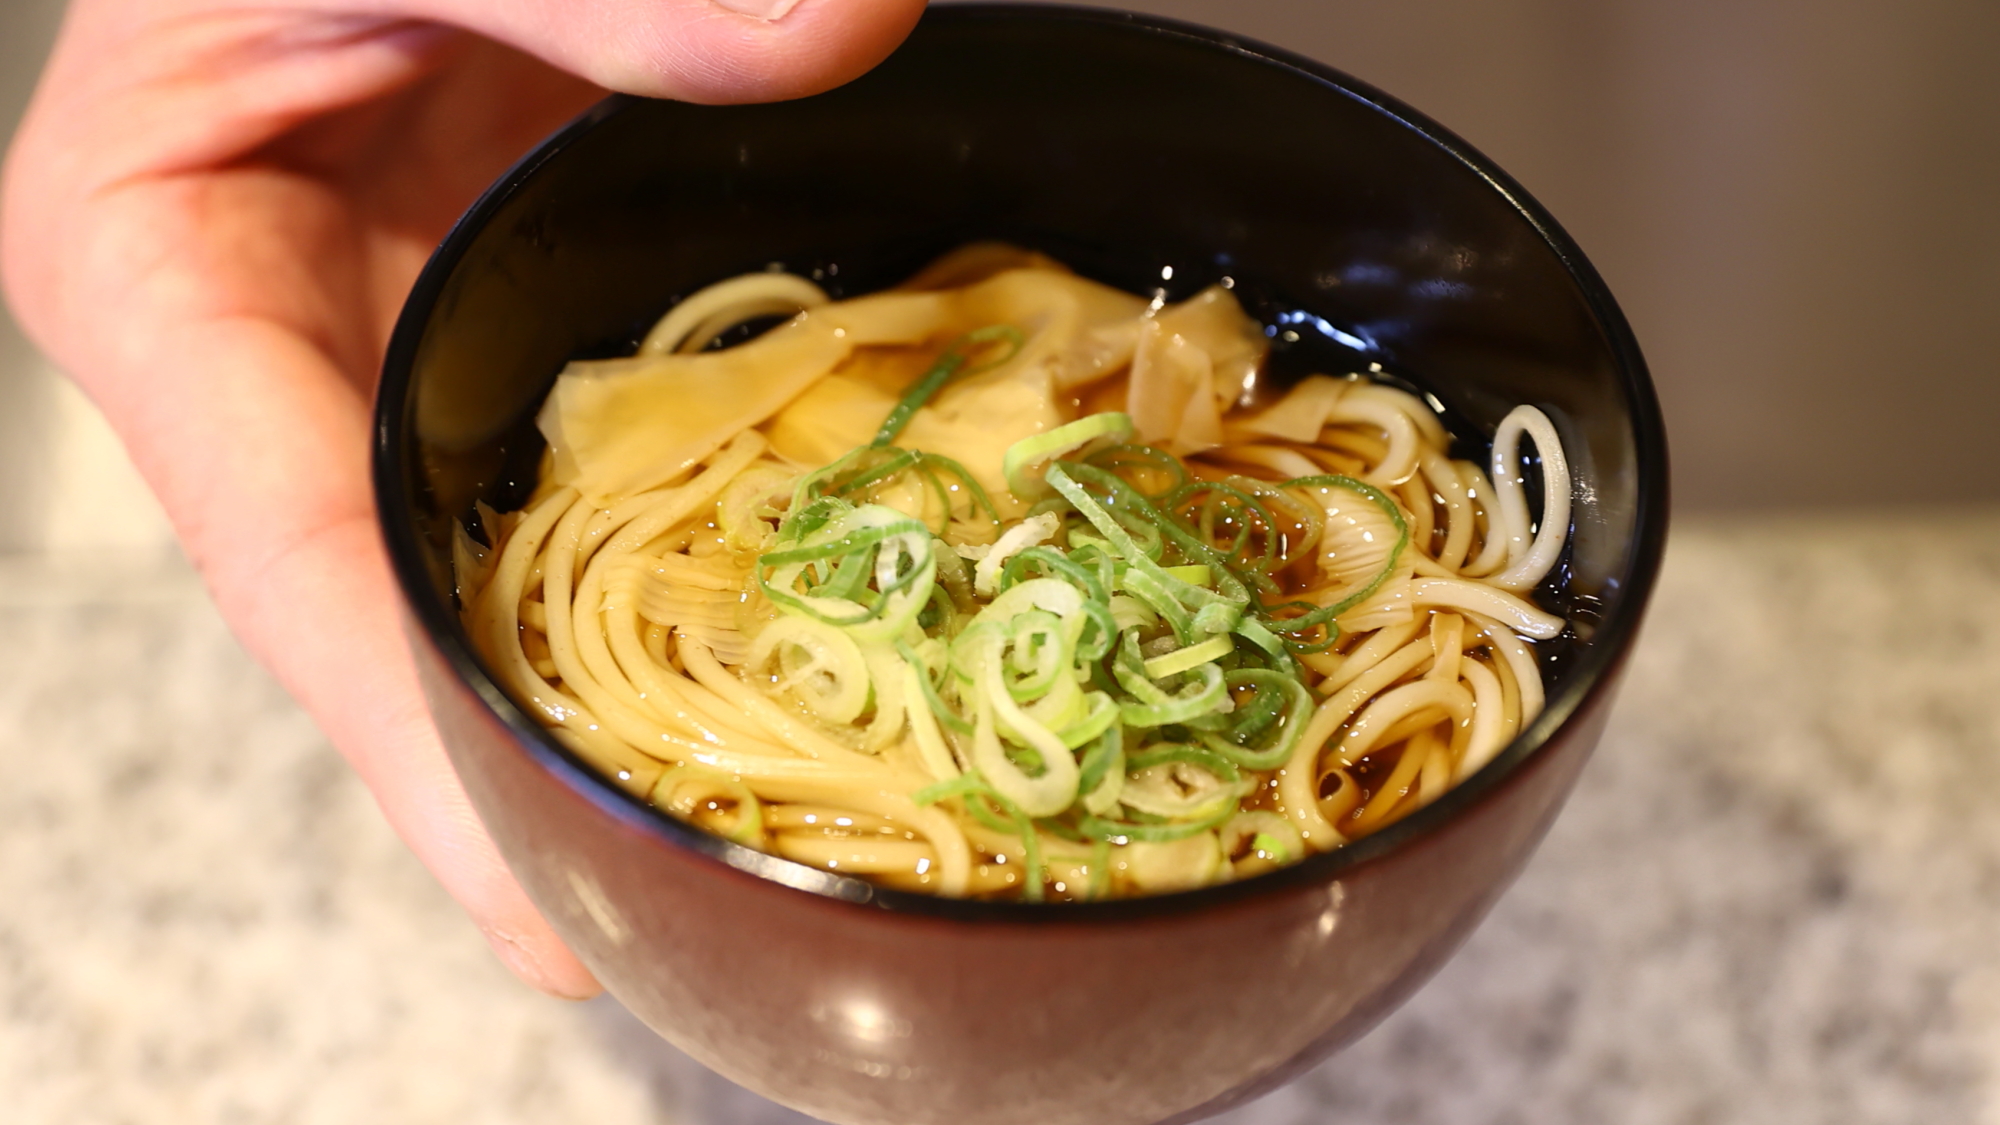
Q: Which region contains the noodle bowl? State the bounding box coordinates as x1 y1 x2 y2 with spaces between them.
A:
456 245 1573 901
376 16 1668 1118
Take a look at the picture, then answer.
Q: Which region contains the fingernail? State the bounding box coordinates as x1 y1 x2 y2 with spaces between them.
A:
712 0 804 19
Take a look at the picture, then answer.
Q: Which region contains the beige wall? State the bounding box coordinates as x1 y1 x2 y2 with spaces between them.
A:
1070 0 2000 509
0 0 67 552
3 0 1998 528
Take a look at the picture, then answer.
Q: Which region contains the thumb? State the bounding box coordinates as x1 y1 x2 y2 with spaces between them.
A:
403 0 931 104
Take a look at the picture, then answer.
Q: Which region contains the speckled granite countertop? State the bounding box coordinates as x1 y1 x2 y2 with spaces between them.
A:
4 510 1997 1125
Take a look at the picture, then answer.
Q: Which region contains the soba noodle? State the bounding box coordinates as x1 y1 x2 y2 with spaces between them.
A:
455 245 1573 900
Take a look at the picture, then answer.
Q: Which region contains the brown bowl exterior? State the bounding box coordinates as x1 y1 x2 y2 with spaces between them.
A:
410 622 1624 1125
375 7 1668 1124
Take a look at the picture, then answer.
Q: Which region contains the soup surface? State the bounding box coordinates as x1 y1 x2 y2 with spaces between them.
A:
454 244 1573 900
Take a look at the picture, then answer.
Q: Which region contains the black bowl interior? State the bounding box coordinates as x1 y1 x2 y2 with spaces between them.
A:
378 4 1666 915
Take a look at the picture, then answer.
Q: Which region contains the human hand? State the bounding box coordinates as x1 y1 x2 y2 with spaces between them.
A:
0 0 927 998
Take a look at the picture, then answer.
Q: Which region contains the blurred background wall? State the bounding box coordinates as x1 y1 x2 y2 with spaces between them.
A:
1 0 1997 549
1082 0 2000 511
0 0 70 554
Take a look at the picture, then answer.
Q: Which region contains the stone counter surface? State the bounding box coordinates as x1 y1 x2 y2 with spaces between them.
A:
3 510 1996 1125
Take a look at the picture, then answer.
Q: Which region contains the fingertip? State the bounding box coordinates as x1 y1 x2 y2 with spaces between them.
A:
482 923 605 1000
663 0 930 104
507 0 930 105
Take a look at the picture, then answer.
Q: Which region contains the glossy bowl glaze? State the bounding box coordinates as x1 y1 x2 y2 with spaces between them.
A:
374 7 1668 1124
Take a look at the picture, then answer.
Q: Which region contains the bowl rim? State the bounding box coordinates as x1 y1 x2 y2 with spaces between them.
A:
373 1 1670 924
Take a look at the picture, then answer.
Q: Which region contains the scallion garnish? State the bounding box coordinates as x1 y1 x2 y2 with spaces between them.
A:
743 407 1427 899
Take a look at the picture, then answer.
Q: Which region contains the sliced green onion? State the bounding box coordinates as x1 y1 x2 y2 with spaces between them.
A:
916 453 1003 535
1125 743 1242 780
833 447 922 498
932 544 977 614
1219 668 1287 740
1220 811 1305 867
1116 660 1228 729
1056 463 1261 603
916 771 1048 902
1280 473 1411 619
714 465 794 553
898 638 971 735
1001 412 1133 500
1071 600 1121 665
903 660 964 781
1052 689 1119 751
912 771 985 807
1231 615 1291 661
873 325 1024 447
1077 795 1237 843
1107 594 1158 633
744 615 872 725
974 512 1059 597
1199 668 1314 770
1082 443 1186 499
1088 838 1113 897
980 786 1048 904
859 641 908 752
968 635 1080 818
1142 634 1235 679
1077 724 1125 816
758 504 936 642
1000 545 1108 605
1119 567 1196 642
724 430 1354 897
1164 479 1281 571
1189 601 1241 639
1001 609 1068 700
